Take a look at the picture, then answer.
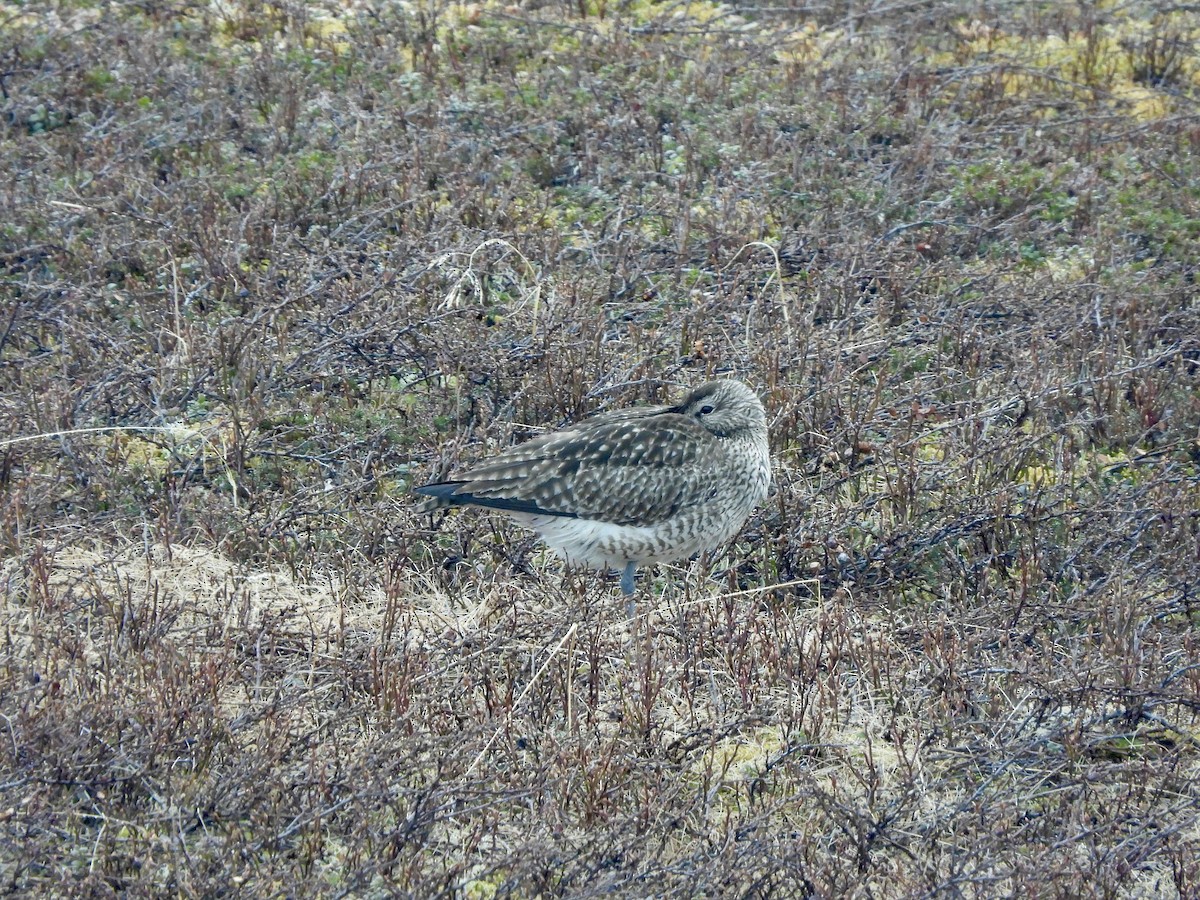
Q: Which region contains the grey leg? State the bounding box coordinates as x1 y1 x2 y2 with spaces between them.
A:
620 561 636 596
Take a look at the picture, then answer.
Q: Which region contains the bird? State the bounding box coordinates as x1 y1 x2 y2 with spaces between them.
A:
413 379 771 596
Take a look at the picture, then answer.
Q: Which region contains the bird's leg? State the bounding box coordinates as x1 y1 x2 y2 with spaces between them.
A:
620 561 638 622
620 561 636 597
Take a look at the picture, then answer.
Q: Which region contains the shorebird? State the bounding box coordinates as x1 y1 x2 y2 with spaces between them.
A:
414 379 771 595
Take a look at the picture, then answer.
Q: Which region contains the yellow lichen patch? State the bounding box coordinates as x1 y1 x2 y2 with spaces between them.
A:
304 14 353 55
688 726 789 814
461 873 502 899
670 2 739 26
1016 463 1056 489
774 21 845 69
119 420 233 473
828 723 903 774
3 3 102 31
915 438 946 465
1043 246 1097 284
933 16 1200 123
1110 82 1170 122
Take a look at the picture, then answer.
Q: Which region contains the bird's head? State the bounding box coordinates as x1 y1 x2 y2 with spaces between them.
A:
673 380 767 439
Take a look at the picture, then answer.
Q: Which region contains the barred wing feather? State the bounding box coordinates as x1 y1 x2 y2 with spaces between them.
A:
426 414 720 526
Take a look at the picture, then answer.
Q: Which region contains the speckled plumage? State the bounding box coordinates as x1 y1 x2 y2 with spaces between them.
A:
414 379 771 595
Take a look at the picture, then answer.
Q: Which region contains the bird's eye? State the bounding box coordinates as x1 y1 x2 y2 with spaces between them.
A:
699 404 715 415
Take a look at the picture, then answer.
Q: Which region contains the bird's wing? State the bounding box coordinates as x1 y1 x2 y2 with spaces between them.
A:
580 402 674 427
425 414 724 526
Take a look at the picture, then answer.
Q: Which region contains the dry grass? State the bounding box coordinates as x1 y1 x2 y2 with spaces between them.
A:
2 0 1200 895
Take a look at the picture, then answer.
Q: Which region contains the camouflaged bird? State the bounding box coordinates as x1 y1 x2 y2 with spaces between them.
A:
414 379 771 595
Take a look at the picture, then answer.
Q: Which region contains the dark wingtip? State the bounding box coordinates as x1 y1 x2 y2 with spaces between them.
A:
413 482 577 518
412 482 464 500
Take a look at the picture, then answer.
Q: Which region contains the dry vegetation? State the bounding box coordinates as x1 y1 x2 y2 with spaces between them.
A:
3 0 1200 895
